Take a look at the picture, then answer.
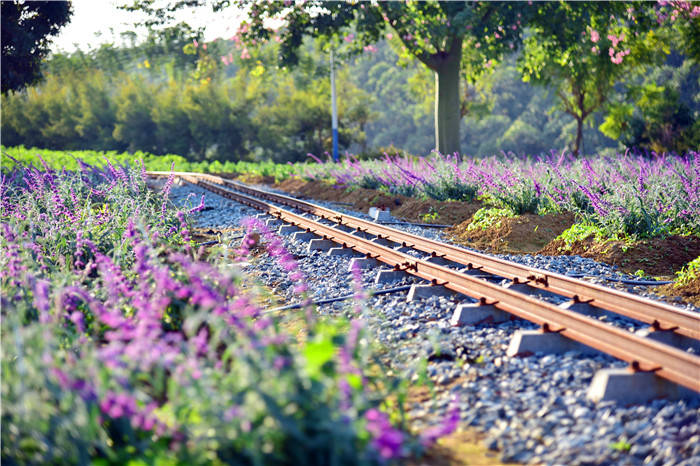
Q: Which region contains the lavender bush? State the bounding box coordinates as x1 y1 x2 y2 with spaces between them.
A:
1 161 451 464
303 150 700 239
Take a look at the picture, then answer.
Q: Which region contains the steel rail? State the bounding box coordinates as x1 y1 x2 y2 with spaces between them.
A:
168 173 700 393
149 170 700 341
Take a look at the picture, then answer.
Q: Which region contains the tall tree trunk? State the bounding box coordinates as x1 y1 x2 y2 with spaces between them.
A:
433 39 462 155
573 116 583 157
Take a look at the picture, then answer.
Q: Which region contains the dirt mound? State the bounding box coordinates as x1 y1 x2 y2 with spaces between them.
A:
655 278 700 307
540 235 700 276
448 212 576 254
274 179 482 226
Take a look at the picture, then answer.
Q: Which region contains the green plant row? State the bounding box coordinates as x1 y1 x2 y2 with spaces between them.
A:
1 146 301 181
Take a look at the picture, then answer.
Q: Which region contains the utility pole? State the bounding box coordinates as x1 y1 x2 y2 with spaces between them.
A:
330 48 339 162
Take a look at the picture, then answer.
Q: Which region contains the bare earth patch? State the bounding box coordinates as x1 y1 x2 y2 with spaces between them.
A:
654 278 700 307
409 430 514 466
539 235 700 277
274 178 482 226
448 212 576 253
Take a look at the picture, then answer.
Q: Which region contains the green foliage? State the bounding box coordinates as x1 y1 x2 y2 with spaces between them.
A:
1 1 72 93
113 76 159 153
1 39 373 162
609 441 632 452
555 222 615 249
466 207 515 232
675 256 700 287
519 2 664 155
1 146 304 179
420 208 439 223
602 60 700 154
4 25 699 159
229 1 535 154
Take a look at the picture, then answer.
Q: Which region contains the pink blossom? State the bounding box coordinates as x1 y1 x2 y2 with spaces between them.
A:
607 33 624 47
344 33 355 43
240 48 251 59
494 32 500 39
193 39 198 48
475 42 481 48
386 32 393 40
590 29 599 42
591 46 599 54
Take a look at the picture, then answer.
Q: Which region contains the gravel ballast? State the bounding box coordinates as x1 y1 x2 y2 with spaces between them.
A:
170 182 700 466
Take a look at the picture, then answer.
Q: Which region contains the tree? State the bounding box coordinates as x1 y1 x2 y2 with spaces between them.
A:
1 1 72 94
519 2 665 155
121 0 527 155
600 58 700 153
246 1 530 156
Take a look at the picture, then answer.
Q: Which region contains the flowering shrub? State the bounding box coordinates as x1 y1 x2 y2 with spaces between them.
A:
1 161 453 464
302 150 700 239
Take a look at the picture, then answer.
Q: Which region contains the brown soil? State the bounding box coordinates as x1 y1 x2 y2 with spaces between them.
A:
654 278 700 307
540 235 700 277
410 430 513 466
448 212 577 254
274 178 482 226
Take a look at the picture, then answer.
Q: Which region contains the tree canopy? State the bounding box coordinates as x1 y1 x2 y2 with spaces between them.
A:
1 0 73 94
232 1 528 155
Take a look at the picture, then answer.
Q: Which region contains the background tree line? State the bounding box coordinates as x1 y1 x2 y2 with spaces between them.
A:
2 2 698 161
2 27 374 162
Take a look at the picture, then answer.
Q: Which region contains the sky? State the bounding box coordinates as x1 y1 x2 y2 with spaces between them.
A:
51 0 245 53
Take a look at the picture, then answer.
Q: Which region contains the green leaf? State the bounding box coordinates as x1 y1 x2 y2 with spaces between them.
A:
346 373 363 391
303 339 336 378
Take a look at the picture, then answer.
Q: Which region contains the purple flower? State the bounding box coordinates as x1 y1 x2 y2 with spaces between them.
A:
420 401 460 447
365 409 404 459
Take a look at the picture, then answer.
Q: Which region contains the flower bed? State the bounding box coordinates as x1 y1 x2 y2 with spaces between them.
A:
303 150 700 240
1 159 451 464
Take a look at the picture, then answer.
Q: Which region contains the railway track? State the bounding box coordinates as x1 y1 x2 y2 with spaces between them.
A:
149 171 700 397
